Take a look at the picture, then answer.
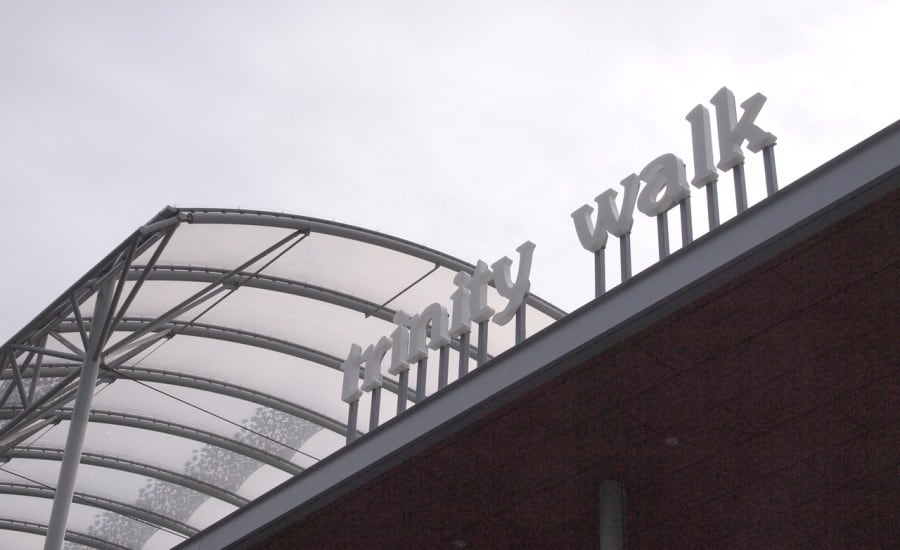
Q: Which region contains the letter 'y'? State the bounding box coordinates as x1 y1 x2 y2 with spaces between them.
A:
491 241 535 325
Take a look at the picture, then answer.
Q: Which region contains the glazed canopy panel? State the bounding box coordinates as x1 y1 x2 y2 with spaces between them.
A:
0 207 564 549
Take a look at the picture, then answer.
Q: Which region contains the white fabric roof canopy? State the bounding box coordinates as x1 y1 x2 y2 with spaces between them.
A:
0 207 564 549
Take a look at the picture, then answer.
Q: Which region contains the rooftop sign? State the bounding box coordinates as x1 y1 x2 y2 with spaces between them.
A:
339 86 778 440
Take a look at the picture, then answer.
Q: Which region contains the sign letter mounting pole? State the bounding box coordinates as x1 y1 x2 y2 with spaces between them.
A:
45 277 116 550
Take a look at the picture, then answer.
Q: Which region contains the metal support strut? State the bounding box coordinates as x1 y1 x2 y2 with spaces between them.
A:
45 277 116 550
476 320 488 366
733 163 748 214
657 212 670 260
763 144 778 196
346 400 359 445
458 332 470 377
594 248 606 298
620 233 632 282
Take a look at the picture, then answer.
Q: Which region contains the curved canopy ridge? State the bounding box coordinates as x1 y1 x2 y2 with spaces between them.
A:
0 207 565 549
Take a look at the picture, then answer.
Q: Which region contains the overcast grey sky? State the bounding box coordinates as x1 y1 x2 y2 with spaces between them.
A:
2 0 898 343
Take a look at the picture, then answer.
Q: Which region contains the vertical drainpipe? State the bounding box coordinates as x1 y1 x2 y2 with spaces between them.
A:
599 479 626 550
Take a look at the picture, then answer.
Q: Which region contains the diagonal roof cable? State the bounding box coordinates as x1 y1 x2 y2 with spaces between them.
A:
17 418 56 452
366 263 439 318
97 370 321 462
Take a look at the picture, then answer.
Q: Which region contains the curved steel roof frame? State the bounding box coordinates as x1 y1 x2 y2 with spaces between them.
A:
5 446 248 507
8 363 351 436
0 408 303 476
66 316 421 408
0 482 198 537
0 206 565 549
173 208 565 319
0 518 131 550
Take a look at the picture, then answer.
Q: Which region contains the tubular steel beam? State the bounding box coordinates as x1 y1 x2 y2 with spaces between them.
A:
6 446 248 507
45 276 115 550
178 209 566 320
5 363 347 438
97 238 140 349
1 225 166 356
5 351 28 408
47 331 85 358
106 228 304 356
0 481 198 537
0 518 131 550
0 416 60 456
60 317 419 405
0 370 81 443
27 334 47 402
108 226 176 337
135 264 390 320
121 265 485 365
0 408 303 476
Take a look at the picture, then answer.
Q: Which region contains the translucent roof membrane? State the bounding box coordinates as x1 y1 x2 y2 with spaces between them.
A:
0 208 564 548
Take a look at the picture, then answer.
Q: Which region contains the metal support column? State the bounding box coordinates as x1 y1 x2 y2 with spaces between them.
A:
514 301 526 345
396 371 409 415
657 212 670 260
620 233 632 282
44 277 115 550
679 198 693 246
368 388 381 431
598 479 626 550
415 358 427 404
476 320 488 366
345 400 359 445
437 346 449 390
733 163 748 214
706 181 720 230
763 144 778 196
619 232 631 283
594 248 606 298
457 332 470 377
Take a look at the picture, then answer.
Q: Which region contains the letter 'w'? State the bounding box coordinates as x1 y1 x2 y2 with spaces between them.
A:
571 174 640 252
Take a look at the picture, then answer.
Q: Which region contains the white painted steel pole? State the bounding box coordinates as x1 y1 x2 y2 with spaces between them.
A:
44 278 115 550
